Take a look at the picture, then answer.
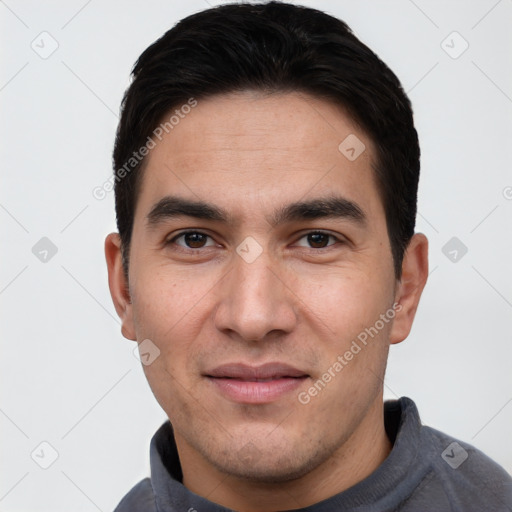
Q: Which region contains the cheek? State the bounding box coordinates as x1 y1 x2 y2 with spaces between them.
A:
131 265 212 335
293 264 393 338
132 272 211 416
129 269 215 392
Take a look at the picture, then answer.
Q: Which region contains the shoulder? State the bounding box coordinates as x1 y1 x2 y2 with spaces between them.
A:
420 424 512 510
113 478 156 512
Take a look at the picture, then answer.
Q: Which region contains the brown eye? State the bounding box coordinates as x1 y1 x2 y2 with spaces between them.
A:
294 231 339 249
307 232 331 248
172 232 215 249
184 233 208 248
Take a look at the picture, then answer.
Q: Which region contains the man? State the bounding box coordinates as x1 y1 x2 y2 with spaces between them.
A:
105 2 512 510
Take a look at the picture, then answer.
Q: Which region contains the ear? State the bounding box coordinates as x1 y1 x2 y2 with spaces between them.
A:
390 233 429 345
105 233 136 341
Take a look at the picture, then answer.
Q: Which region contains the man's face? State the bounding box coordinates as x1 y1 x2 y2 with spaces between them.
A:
110 92 412 482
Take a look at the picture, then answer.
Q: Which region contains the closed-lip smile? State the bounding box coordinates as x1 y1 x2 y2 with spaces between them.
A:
205 362 309 403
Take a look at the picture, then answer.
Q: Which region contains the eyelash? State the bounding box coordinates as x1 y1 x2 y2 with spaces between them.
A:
167 230 344 251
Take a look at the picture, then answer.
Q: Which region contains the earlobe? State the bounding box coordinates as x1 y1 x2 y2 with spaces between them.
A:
104 233 137 341
390 233 429 345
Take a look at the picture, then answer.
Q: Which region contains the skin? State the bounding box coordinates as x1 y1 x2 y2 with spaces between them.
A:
106 91 428 510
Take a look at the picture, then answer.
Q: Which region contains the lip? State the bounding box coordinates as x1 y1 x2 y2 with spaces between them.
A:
205 362 309 404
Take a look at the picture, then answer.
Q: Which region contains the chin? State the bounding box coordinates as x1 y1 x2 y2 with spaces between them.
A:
202 438 329 484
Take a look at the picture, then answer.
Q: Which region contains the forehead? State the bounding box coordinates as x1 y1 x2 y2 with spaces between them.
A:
135 91 383 223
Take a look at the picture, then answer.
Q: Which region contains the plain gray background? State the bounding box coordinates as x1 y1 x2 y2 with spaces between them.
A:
1 0 511 510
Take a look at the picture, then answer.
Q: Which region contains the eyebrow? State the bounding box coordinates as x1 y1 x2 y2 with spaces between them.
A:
269 196 366 226
145 195 366 228
146 196 231 226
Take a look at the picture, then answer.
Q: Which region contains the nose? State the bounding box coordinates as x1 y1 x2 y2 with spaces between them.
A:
213 250 298 343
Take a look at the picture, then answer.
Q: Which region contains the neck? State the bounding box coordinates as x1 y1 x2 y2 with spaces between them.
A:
176 396 392 511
